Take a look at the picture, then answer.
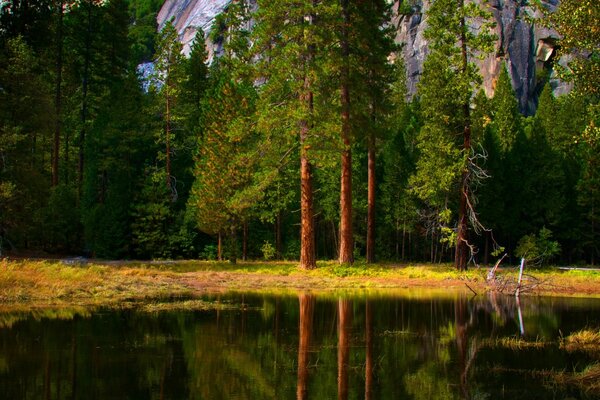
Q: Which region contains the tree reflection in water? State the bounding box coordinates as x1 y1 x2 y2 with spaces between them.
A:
0 293 599 399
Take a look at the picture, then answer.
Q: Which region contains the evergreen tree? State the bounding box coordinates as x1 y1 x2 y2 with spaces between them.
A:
152 20 186 199
412 0 496 270
252 0 338 269
189 66 258 263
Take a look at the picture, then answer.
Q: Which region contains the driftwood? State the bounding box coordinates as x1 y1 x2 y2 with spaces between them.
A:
487 256 548 296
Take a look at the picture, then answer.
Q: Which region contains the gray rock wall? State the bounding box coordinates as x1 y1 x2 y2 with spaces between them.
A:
158 0 568 114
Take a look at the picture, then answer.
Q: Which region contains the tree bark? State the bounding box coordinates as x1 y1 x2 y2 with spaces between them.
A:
299 5 316 270
52 0 64 187
217 232 222 261
366 134 376 263
276 211 282 259
455 1 471 272
166 77 172 192
242 221 248 261
338 0 353 265
297 293 314 400
229 226 237 264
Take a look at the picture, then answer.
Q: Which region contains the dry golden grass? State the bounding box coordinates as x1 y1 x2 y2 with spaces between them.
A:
1 258 600 308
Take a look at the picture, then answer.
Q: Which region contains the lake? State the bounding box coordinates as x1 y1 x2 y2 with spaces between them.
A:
1 291 599 399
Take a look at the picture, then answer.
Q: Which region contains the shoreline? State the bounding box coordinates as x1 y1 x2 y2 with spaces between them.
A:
1 259 599 311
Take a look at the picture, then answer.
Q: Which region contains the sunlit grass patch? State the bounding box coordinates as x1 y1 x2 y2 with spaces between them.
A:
560 329 600 355
480 336 549 350
137 299 250 313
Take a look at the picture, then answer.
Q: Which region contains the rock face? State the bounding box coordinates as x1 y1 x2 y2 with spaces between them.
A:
158 0 567 114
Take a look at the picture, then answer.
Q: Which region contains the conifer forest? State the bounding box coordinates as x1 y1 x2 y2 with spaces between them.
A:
0 0 598 269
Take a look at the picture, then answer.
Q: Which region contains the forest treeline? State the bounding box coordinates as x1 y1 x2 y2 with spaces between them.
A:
0 0 598 267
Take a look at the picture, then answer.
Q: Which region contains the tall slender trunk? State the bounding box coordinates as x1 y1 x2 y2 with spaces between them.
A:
484 232 489 266
52 0 64 187
366 133 376 263
276 211 282 259
337 299 351 400
229 226 237 264
401 220 407 261
300 118 315 269
79 1 93 190
166 77 172 192
297 293 314 400
242 221 248 261
218 232 222 261
455 1 471 272
338 0 353 264
300 6 316 270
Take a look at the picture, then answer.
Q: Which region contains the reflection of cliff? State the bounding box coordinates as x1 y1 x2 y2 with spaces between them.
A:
158 0 568 114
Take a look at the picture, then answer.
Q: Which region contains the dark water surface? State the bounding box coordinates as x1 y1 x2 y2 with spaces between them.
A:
1 291 599 399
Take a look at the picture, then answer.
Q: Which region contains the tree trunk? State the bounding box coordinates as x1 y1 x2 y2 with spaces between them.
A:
52 0 64 187
242 221 248 261
299 5 316 270
229 226 237 264
78 1 92 190
297 293 314 400
484 232 489 266
276 211 282 259
166 79 172 193
337 299 351 400
217 232 222 261
338 0 353 265
455 2 471 272
366 134 376 263
401 221 407 261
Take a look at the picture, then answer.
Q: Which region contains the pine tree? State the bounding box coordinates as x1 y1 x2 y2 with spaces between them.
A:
252 0 338 269
152 21 186 198
412 0 496 270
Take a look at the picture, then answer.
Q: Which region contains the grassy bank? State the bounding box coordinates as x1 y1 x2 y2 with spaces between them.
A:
1 258 599 308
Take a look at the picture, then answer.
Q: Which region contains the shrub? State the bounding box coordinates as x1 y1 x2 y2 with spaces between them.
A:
515 227 561 267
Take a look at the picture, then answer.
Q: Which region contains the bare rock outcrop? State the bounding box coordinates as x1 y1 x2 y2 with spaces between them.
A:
158 0 568 114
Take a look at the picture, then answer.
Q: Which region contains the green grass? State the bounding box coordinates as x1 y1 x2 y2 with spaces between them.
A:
2 258 600 308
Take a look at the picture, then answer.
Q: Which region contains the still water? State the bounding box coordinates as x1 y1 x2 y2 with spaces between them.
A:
1 291 599 400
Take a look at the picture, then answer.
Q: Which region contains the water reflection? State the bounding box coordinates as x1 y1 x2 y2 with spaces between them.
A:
1 293 599 399
296 293 313 400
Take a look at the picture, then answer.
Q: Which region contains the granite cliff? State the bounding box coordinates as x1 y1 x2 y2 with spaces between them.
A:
157 0 568 114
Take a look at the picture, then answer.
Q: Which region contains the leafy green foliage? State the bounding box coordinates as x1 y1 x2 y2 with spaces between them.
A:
515 227 561 267
261 241 276 261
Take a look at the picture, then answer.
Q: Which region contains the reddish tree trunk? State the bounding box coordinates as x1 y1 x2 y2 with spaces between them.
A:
217 232 222 261
243 221 248 261
366 135 376 263
455 2 471 272
338 0 353 265
299 5 316 270
300 142 316 269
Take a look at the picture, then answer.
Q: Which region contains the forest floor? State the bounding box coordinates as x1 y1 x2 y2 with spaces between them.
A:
1 258 600 309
